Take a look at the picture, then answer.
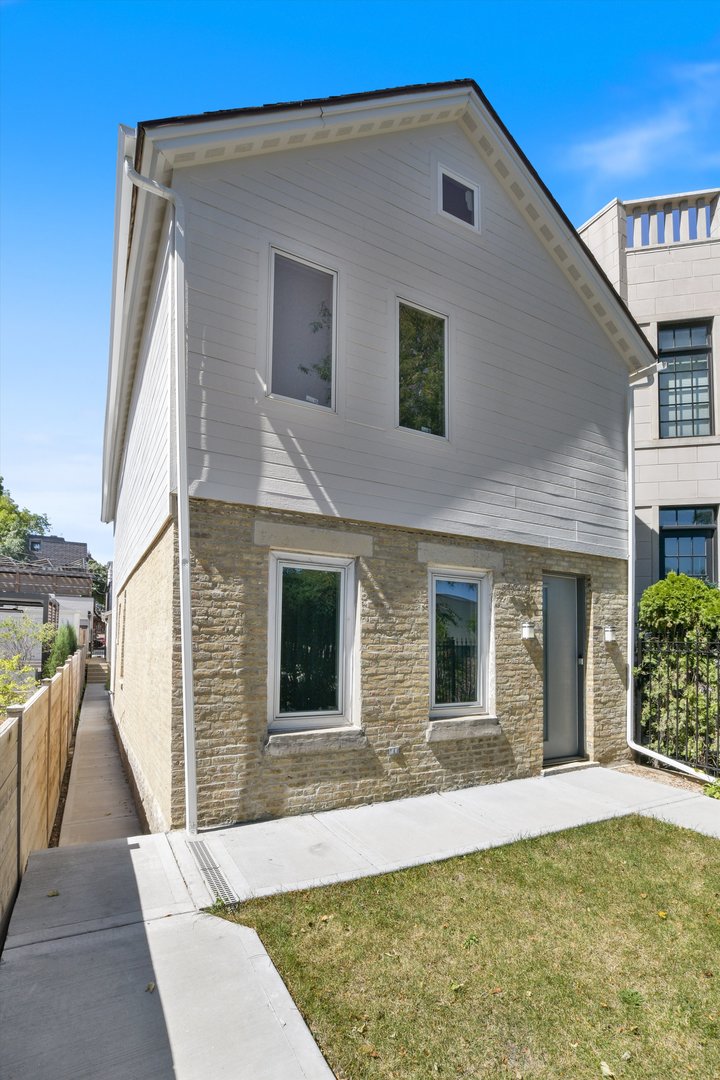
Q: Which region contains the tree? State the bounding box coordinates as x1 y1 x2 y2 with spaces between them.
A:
0 614 55 666
0 477 50 561
88 556 109 607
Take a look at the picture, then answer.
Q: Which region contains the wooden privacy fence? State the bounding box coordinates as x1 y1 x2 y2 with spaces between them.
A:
0 645 87 945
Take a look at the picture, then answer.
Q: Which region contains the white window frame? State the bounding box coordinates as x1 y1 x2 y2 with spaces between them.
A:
429 569 490 717
396 297 449 441
268 551 356 731
437 163 481 232
268 248 338 411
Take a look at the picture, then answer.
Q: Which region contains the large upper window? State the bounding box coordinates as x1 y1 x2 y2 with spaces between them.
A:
658 322 712 438
660 507 716 581
398 301 447 438
430 571 489 715
269 553 355 729
270 252 336 408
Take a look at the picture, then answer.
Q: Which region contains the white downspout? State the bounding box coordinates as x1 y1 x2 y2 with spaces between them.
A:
123 157 198 834
625 381 709 781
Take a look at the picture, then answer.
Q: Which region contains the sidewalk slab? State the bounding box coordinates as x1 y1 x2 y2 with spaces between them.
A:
0 913 333 1080
440 774 615 839
5 834 193 949
321 790 510 872
546 766 700 812
643 796 720 838
59 682 141 846
207 813 376 900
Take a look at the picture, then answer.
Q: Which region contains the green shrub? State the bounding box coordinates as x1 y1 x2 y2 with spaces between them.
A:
638 572 720 641
43 623 78 678
636 574 719 774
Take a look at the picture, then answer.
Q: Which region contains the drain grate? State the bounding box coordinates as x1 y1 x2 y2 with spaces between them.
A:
187 839 239 905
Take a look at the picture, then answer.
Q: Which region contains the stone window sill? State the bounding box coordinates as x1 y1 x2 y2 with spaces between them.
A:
264 727 368 757
425 715 500 743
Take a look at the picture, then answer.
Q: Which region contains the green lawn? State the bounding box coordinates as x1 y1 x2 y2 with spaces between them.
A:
220 816 720 1079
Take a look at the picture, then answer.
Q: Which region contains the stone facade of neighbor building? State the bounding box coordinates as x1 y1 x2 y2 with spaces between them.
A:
580 190 720 597
103 82 653 831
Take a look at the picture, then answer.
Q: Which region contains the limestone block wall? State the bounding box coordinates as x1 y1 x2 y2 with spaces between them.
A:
173 500 629 829
112 522 176 833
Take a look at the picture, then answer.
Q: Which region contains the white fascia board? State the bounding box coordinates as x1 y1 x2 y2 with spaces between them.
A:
463 96 652 372
141 87 473 168
102 125 136 523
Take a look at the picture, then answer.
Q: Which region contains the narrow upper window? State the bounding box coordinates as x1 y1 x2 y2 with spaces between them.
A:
269 553 356 730
271 252 336 408
430 571 489 714
658 322 712 438
398 301 447 438
439 166 480 230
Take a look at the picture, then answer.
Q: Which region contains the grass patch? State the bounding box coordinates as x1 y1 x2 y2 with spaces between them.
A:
219 816 720 1079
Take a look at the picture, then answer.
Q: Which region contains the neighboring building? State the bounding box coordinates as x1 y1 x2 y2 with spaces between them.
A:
0 559 93 643
27 534 88 569
580 189 720 597
102 81 653 833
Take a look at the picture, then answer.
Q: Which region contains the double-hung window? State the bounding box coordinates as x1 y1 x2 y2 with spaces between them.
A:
658 322 712 438
430 571 489 715
660 507 716 581
269 553 356 730
398 301 447 438
270 251 336 408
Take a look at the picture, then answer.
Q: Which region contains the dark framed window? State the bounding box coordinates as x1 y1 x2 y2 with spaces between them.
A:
398 301 447 438
659 507 716 581
658 322 712 438
438 165 480 230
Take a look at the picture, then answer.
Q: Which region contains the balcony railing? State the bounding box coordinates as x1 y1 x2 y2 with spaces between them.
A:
625 189 720 250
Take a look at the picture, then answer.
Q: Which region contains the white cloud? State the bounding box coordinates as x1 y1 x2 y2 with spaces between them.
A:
565 62 720 183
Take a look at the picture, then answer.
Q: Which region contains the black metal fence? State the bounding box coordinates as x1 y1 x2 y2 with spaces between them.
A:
435 639 477 705
635 636 720 777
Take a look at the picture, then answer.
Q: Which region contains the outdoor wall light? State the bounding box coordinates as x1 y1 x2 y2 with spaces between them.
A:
604 625 616 644
521 620 536 640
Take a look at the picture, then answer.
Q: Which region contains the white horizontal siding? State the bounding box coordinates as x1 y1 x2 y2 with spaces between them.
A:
176 123 630 558
114 230 172 591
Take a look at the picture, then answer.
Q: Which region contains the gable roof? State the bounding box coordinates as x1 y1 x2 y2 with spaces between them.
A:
103 80 654 522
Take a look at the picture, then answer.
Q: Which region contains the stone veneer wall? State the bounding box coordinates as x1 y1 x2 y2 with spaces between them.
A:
112 521 176 833
169 500 629 829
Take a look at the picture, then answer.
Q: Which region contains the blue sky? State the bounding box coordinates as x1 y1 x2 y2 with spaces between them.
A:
1 0 719 563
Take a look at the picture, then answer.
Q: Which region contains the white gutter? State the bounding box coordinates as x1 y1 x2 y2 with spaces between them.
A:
625 382 709 781
122 157 198 834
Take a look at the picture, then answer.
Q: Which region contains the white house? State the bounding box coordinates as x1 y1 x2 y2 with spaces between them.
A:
102 81 653 833
580 190 720 596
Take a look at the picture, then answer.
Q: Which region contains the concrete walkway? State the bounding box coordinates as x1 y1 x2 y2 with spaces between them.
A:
59 682 141 845
1 767 719 1079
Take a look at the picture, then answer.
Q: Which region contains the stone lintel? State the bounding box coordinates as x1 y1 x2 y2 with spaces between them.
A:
425 716 500 743
264 728 369 756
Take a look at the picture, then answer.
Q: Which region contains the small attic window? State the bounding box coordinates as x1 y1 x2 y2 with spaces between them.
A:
439 166 480 231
